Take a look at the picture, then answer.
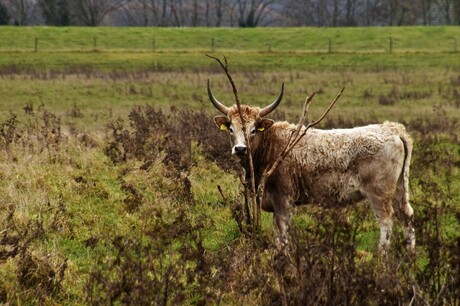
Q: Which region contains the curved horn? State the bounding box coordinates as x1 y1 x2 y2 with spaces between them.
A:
259 82 284 117
207 79 230 115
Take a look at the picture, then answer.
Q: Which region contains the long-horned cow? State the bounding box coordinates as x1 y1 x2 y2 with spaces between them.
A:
208 81 415 255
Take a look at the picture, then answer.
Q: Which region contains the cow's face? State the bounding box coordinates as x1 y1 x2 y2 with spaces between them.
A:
208 80 284 156
213 107 275 156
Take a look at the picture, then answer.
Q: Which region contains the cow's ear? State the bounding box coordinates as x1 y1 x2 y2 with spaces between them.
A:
214 116 230 131
257 118 274 132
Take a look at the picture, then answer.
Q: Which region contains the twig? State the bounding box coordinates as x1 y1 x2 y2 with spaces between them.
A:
306 87 345 129
206 54 259 229
408 285 416 306
257 88 344 208
217 185 226 201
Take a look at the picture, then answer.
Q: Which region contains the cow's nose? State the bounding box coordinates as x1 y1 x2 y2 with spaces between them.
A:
233 145 247 155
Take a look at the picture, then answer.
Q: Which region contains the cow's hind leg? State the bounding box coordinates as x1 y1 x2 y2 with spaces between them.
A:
394 179 415 256
367 194 394 255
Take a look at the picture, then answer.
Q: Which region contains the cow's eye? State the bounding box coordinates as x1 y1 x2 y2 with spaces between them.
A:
250 128 256 135
229 126 234 133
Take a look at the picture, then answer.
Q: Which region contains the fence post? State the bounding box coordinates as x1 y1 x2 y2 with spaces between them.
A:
389 37 393 53
34 37 38 52
328 38 332 53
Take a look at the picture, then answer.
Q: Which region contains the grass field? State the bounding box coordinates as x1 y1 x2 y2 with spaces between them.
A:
0 26 459 304
0 26 459 70
1 26 459 52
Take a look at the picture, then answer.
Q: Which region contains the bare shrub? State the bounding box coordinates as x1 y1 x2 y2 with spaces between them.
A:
399 89 432 100
0 204 67 304
362 88 374 100
104 118 130 163
268 209 412 305
67 103 84 118
85 207 215 305
378 86 398 105
450 74 460 86
121 180 143 212
0 113 20 151
17 251 67 301
379 86 433 106
0 104 66 158
94 102 460 304
104 105 238 173
6 103 65 160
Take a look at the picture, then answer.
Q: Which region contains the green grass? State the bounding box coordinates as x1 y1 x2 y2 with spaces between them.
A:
1 26 459 52
0 26 459 71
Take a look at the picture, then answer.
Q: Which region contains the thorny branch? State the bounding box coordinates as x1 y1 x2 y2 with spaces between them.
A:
206 54 259 230
257 87 344 204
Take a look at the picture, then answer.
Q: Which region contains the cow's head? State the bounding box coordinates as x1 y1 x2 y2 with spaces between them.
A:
208 80 284 156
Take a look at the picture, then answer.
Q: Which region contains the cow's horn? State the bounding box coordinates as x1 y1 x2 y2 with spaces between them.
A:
259 82 284 117
207 79 230 115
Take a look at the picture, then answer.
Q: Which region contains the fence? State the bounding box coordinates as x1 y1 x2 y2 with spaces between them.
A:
3 35 459 54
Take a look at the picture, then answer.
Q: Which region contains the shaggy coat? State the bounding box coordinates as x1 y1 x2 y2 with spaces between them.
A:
212 102 415 254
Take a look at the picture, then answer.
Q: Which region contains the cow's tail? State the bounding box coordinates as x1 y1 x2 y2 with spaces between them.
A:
399 129 413 209
384 122 413 212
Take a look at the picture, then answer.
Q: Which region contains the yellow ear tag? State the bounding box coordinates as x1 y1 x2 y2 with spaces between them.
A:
220 124 228 131
257 127 265 132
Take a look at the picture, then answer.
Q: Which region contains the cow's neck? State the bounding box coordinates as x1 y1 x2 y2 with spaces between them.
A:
240 129 289 187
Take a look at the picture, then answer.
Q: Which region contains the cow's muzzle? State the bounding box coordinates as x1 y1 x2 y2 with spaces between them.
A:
232 145 247 155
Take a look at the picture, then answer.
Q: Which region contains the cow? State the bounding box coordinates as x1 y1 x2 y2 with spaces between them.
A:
208 81 415 255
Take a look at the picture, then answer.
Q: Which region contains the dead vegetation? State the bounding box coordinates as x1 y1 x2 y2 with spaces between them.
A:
0 85 459 305
92 101 459 305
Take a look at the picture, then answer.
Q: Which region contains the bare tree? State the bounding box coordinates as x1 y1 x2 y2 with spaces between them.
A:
419 0 434 24
235 0 275 27
70 0 127 26
436 0 452 24
0 1 11 24
4 0 38 25
454 0 460 24
332 0 340 26
148 0 169 26
282 0 311 26
365 0 378 25
169 0 183 26
345 0 358 25
385 0 418 25
39 0 70 25
213 0 229 26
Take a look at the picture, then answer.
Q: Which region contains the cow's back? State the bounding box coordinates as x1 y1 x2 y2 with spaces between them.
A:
268 122 409 207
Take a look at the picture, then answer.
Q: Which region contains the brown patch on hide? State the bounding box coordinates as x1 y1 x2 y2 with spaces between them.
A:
227 105 261 123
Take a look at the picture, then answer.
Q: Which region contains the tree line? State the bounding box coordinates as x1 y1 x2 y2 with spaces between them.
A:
0 0 459 27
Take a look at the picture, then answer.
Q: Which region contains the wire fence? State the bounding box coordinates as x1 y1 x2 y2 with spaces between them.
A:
1 36 458 54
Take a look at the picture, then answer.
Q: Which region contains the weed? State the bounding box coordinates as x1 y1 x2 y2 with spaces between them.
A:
94 103 460 304
0 112 19 152
85 207 214 305
0 204 67 304
104 105 237 173
378 86 398 106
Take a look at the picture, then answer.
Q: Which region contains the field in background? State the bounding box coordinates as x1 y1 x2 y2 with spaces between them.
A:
1 26 459 52
0 26 459 304
0 26 459 70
